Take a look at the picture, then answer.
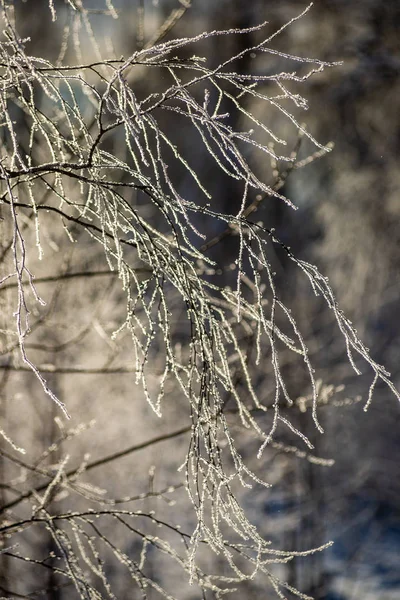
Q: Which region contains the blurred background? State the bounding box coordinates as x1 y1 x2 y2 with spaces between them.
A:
0 1 399 598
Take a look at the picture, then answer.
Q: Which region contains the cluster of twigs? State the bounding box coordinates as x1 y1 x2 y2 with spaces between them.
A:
0 1 398 598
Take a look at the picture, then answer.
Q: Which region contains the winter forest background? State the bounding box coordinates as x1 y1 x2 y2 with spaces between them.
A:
0 1 399 599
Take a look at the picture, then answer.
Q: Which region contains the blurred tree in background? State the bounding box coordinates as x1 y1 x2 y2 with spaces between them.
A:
0 1 399 599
